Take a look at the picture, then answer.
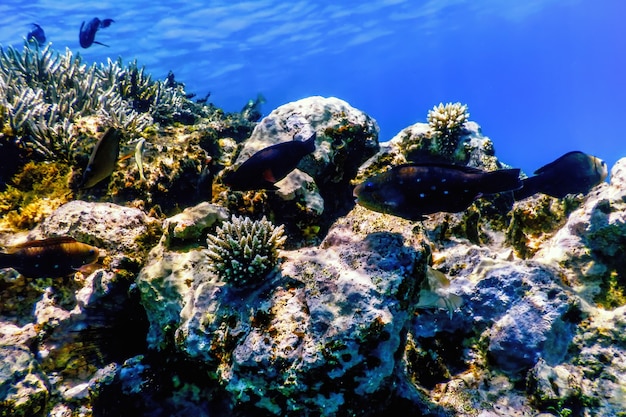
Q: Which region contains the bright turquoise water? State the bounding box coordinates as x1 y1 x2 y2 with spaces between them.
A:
1 0 624 174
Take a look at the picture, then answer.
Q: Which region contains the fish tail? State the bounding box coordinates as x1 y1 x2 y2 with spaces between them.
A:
513 175 545 201
480 168 522 195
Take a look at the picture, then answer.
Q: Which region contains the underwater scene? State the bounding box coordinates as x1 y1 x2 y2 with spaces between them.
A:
0 1 625 416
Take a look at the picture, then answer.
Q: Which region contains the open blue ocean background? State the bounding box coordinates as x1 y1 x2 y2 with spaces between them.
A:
0 0 623 175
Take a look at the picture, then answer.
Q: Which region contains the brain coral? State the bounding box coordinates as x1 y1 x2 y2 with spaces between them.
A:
206 215 286 287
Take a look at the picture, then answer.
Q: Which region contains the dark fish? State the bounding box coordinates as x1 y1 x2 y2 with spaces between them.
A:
80 127 122 189
224 133 317 190
27 23 46 46
241 93 266 122
0 236 99 278
79 17 115 48
354 163 522 220
513 151 608 201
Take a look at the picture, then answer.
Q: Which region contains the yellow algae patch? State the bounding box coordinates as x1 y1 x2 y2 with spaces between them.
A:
0 161 73 231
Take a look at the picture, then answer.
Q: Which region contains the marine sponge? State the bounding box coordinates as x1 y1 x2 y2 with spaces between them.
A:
206 215 286 287
427 102 469 157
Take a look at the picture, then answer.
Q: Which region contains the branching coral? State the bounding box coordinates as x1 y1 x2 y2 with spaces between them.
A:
427 102 469 157
0 43 192 161
206 215 286 287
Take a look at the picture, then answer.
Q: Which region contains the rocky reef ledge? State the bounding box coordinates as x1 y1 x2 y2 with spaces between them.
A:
1 96 625 417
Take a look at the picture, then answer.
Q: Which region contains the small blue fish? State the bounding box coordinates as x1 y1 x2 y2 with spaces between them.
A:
79 17 115 48
224 133 316 190
354 163 522 221
27 23 46 46
514 151 608 200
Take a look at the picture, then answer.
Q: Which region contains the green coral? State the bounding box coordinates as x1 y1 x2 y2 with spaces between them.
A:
206 215 286 287
427 102 469 157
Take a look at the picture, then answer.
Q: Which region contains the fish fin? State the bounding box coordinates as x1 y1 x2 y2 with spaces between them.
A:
10 236 78 251
100 19 115 28
478 168 522 195
93 41 110 47
0 252 13 269
397 162 485 173
118 152 134 162
262 169 277 184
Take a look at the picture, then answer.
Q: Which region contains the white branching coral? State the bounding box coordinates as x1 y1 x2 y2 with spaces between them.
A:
427 102 469 136
0 43 190 161
206 215 286 287
427 102 470 158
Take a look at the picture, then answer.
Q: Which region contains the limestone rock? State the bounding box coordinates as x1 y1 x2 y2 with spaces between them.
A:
0 345 49 417
229 96 379 233
32 200 162 268
356 120 504 185
162 201 228 241
175 207 426 415
535 158 626 305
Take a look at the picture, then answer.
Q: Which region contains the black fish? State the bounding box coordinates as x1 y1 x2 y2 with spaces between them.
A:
0 236 99 278
224 133 317 190
514 151 608 201
27 23 46 46
79 17 115 48
80 127 122 189
354 163 522 221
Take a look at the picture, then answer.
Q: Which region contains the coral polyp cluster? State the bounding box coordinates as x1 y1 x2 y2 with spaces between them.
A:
427 102 469 157
206 215 286 287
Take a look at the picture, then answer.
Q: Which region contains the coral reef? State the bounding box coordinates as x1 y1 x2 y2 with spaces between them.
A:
215 96 379 245
0 86 623 417
206 215 286 287
0 44 191 162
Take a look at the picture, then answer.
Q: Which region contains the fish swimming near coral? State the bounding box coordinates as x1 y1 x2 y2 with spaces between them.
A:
513 151 608 201
134 138 147 181
0 236 100 278
223 133 317 190
416 267 464 319
79 17 115 48
353 163 522 220
241 93 266 122
80 127 122 189
27 23 46 46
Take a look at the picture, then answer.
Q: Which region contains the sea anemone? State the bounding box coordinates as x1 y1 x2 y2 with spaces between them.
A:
206 215 286 287
427 102 469 158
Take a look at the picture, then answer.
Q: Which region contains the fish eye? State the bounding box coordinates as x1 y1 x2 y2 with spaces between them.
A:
364 182 375 191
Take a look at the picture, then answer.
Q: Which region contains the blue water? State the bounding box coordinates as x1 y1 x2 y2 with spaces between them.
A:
1 0 624 174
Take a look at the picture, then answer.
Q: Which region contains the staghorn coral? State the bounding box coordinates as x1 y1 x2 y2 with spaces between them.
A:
206 215 286 287
0 43 192 162
427 102 469 158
